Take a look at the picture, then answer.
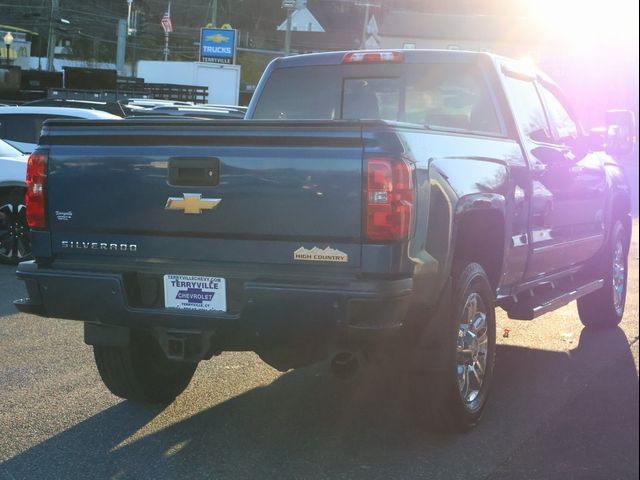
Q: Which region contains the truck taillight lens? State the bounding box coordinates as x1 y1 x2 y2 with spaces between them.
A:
365 157 414 242
26 151 47 229
342 51 404 64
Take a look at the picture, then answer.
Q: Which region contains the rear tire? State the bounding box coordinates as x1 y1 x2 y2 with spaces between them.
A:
577 220 628 329
93 330 197 403
0 188 31 265
411 263 496 432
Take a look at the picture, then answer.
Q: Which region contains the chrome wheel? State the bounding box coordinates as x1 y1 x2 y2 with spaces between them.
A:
456 292 488 407
612 240 626 317
0 201 31 263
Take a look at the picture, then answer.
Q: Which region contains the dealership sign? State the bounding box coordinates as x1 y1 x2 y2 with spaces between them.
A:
200 28 237 64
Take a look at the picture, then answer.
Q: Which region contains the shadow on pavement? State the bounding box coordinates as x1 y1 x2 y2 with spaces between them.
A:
0 264 22 316
2 327 638 480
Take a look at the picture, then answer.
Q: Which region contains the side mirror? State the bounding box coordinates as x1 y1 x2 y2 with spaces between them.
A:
604 109 636 156
588 127 607 151
531 145 569 166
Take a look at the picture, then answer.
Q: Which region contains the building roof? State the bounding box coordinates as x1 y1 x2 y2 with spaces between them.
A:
277 7 325 32
378 12 536 43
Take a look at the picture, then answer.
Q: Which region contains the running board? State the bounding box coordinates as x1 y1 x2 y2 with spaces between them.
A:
507 279 604 320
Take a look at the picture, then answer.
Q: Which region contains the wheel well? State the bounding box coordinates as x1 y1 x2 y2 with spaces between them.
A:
612 194 631 251
0 185 26 199
453 210 505 291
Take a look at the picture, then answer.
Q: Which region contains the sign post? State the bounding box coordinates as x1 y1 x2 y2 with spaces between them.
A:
199 27 237 64
161 2 173 61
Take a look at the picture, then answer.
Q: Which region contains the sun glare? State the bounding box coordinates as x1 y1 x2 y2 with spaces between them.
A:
522 0 639 51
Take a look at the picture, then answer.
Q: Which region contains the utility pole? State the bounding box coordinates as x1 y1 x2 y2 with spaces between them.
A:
131 34 137 77
130 6 138 77
46 0 59 71
210 0 217 27
116 19 127 75
127 0 133 31
282 0 295 56
163 1 172 62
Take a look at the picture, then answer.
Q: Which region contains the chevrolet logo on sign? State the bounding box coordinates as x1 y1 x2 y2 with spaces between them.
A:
165 194 221 214
206 34 230 43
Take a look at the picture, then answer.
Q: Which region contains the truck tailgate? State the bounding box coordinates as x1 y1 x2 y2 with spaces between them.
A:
42 120 364 266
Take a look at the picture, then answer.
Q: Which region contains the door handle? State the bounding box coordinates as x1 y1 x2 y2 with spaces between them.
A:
168 157 220 186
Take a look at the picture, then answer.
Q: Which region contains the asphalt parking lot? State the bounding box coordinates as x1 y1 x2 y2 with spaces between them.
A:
0 223 638 480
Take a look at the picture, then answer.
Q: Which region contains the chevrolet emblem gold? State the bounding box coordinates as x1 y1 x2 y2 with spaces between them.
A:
165 193 221 214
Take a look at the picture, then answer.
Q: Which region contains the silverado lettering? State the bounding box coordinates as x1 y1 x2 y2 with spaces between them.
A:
61 241 137 252
15 50 631 432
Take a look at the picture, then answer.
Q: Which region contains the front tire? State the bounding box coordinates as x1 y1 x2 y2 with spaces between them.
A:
93 330 197 403
412 263 497 432
577 220 628 329
0 189 31 265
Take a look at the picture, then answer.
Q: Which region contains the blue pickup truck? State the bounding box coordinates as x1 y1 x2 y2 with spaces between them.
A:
14 50 632 431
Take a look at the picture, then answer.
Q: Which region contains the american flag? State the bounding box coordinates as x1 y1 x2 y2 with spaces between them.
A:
161 12 173 33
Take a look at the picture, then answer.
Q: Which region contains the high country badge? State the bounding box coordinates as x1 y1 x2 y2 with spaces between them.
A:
293 246 348 263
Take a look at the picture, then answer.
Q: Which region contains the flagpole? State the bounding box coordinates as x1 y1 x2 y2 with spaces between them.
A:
163 1 170 61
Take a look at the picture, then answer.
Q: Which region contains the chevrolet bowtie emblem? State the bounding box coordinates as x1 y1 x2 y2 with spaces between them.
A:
165 194 221 214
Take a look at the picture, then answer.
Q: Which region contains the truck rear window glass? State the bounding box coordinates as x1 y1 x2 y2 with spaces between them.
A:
252 63 502 135
343 78 401 120
252 67 342 120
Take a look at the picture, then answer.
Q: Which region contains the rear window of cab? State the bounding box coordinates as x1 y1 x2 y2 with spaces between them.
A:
252 62 502 136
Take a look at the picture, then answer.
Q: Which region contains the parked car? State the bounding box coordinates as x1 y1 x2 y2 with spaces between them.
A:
123 101 247 120
0 106 120 153
15 50 632 432
121 98 194 116
21 98 127 117
145 105 247 119
0 139 29 264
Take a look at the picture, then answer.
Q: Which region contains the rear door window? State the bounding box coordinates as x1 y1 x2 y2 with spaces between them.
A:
0 114 73 144
0 114 41 144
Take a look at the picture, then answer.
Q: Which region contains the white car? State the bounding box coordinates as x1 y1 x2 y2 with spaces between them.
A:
0 106 120 154
0 139 29 264
0 107 119 264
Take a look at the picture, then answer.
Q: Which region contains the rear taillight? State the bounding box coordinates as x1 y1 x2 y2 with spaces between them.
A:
26 151 47 229
342 51 404 64
365 157 414 242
